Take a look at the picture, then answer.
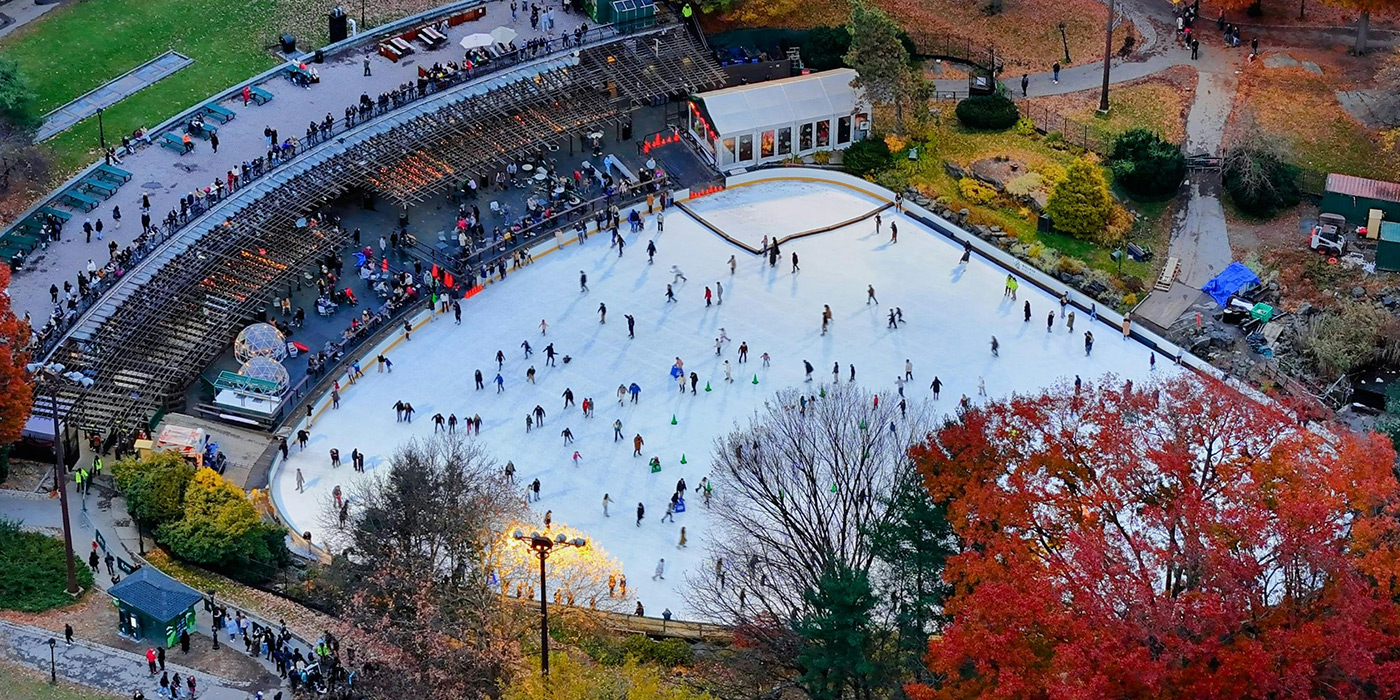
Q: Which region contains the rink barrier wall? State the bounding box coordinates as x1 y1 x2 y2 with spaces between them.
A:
710 168 1224 382
674 196 893 255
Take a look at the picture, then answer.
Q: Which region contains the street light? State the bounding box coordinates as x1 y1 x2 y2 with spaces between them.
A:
46 638 56 684
25 362 94 597
96 107 106 150
208 589 220 650
512 529 586 676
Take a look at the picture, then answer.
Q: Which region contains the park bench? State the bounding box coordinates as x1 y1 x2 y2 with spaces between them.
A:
1155 256 1180 292
422 26 448 46
200 103 236 123
58 189 99 212
414 32 436 51
40 206 72 223
389 37 415 56
79 178 117 198
13 216 42 235
190 121 218 139
6 230 41 248
249 86 274 105
94 164 132 184
161 132 188 154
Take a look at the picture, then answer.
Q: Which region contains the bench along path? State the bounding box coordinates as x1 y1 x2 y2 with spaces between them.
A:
7 0 590 326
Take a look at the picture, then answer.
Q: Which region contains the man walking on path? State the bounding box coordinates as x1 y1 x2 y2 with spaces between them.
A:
364 56 372 76
1052 62 1061 84
1021 73 1029 96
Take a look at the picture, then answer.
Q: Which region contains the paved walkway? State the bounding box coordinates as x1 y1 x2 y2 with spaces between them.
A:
38 51 195 141
8 0 587 327
0 620 250 700
0 0 64 40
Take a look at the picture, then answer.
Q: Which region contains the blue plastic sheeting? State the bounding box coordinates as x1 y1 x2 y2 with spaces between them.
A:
1201 262 1260 307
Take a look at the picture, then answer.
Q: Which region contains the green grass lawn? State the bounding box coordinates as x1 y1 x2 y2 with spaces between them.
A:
0 520 94 613
0 662 121 700
1 0 282 171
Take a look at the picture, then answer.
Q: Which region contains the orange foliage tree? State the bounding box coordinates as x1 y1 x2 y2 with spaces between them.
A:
910 375 1400 700
0 264 32 479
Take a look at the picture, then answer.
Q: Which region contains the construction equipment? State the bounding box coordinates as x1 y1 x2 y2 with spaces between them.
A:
1309 214 1347 257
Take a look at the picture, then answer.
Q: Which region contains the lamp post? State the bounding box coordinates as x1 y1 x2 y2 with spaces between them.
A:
46 638 57 684
513 530 586 676
26 363 92 596
96 107 106 150
209 589 220 650
1098 0 1116 113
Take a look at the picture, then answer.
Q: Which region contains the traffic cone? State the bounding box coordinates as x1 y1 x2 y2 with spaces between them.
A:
859 419 867 430
752 374 759 384
819 386 826 398
671 414 678 425
704 381 711 392
680 454 688 464
830 482 838 493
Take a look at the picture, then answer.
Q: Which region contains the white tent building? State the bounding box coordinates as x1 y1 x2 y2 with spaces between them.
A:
687 68 871 172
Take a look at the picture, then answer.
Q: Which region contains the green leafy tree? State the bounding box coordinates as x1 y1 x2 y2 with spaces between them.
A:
1109 128 1186 198
867 468 955 670
844 1 920 130
157 469 287 581
0 58 39 132
112 451 197 527
1046 157 1113 239
842 137 892 177
802 26 852 71
794 564 881 700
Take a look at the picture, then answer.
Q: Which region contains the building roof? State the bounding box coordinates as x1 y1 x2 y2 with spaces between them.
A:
1326 173 1400 204
109 565 203 622
695 68 864 136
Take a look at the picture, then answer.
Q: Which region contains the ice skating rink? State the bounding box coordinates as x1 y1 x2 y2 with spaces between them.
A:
272 178 1176 618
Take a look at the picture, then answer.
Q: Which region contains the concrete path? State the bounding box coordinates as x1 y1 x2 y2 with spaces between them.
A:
0 620 249 700
7 0 588 326
1169 65 1237 291
38 52 195 142
0 0 64 41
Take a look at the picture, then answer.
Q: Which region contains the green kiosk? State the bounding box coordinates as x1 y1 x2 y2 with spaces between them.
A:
109 566 202 647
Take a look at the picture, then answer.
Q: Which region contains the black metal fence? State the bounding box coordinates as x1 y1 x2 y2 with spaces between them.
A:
1016 99 1105 154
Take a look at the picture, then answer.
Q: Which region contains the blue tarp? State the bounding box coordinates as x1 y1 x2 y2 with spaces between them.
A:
1201 262 1260 307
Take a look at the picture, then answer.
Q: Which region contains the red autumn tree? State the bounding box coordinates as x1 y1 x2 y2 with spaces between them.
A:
911 375 1400 700
0 264 32 448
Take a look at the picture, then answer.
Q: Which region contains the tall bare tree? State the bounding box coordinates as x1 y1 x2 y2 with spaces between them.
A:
323 435 526 700
688 384 931 634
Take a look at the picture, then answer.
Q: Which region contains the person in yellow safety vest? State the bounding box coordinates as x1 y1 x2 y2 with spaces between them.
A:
91 456 103 480
74 467 87 493
682 2 693 18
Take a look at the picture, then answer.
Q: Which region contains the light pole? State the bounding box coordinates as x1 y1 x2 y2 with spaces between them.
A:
1098 0 1115 113
46 638 57 684
26 363 92 596
96 107 106 150
209 589 220 650
513 530 586 676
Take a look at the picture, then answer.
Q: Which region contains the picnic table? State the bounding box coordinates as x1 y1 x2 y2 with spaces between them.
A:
249 86 274 105
200 103 236 123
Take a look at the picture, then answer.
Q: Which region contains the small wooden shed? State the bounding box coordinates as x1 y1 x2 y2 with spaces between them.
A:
109 565 201 647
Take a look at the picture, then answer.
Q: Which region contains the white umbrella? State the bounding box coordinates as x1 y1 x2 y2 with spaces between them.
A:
460 33 494 49
490 26 518 45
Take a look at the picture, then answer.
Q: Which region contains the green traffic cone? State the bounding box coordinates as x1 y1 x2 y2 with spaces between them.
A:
671 414 678 425
830 482 838 493
819 386 826 398
859 419 867 430
680 453 688 464
705 381 712 392
752 374 759 384
651 462 662 473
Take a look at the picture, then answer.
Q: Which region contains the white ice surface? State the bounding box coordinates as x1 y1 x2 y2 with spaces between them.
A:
273 180 1175 619
685 179 880 247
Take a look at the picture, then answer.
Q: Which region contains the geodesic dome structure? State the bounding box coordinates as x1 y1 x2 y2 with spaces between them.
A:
238 356 290 394
233 323 287 363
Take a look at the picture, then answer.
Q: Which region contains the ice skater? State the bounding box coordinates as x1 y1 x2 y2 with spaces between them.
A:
562 428 574 444
1024 301 1032 322
603 493 613 516
803 360 814 382
665 284 676 303
1067 311 1076 332
875 213 882 234
1004 275 1018 299
959 241 972 265
598 303 607 323
889 221 898 243
904 359 913 380
636 502 645 526
978 377 987 396
705 286 713 306
497 350 505 369
671 265 687 283
833 361 841 382
653 558 665 579
634 434 644 456
562 388 575 408
1084 331 1095 356
930 376 941 399
728 255 736 274
647 240 657 263
1047 311 1055 332
545 343 557 366
540 318 548 334
521 340 533 357
495 373 505 392
716 281 723 305
626 314 635 338
579 271 588 293
888 309 898 328
738 342 748 362
791 252 799 272
990 336 1000 356
867 285 878 305
476 369 484 390
724 360 734 382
